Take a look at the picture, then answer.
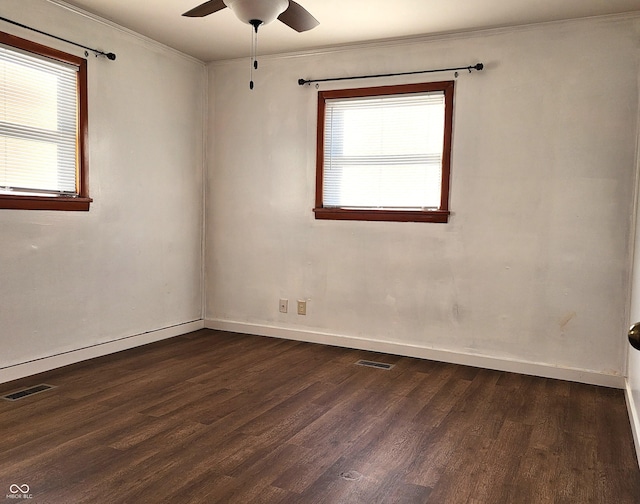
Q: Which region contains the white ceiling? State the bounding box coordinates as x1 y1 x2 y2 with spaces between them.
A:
58 0 640 62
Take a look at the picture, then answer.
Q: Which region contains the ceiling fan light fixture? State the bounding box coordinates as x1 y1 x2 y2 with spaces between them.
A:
222 0 289 26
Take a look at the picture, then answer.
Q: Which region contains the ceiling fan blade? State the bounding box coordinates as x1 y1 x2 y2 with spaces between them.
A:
182 0 227 17
277 1 319 32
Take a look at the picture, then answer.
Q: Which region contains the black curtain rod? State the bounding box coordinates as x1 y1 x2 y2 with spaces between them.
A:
0 16 116 60
298 62 483 86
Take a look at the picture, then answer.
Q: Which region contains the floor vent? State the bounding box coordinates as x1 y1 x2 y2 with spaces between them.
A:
2 384 55 401
356 360 394 370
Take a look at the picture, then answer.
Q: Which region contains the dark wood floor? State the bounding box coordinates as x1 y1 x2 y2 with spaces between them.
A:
0 329 639 503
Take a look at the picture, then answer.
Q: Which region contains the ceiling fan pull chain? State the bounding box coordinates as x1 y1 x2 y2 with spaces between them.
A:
254 27 259 71
249 24 255 89
248 20 261 90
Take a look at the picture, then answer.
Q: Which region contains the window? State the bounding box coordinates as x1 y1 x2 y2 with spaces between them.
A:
0 31 89 211
315 81 454 223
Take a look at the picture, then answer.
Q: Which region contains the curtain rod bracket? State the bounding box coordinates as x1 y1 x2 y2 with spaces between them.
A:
0 16 116 61
298 62 483 86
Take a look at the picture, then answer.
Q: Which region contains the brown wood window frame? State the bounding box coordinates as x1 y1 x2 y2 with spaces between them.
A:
0 31 90 211
314 81 454 223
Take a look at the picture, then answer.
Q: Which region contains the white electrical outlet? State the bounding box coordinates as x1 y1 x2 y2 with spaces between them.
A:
297 300 306 316
279 299 288 313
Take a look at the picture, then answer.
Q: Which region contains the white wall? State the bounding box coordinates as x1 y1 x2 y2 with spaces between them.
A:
206 15 640 386
0 0 205 381
1 6 636 389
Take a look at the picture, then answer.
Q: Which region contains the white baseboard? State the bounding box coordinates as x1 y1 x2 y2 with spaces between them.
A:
0 320 205 385
205 319 625 389
625 379 640 468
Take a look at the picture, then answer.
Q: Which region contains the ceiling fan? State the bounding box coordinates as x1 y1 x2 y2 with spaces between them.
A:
183 0 319 88
183 0 319 33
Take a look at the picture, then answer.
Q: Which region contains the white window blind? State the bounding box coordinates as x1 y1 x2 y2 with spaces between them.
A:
0 43 79 196
323 92 445 209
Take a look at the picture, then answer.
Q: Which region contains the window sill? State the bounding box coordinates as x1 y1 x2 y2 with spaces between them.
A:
313 207 449 223
0 194 92 211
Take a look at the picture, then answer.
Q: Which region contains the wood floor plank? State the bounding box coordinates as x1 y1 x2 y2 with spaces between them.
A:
566 381 599 438
271 443 343 494
0 396 111 455
505 447 561 504
595 387 640 503
425 431 494 503
555 431 598 503
288 390 386 450
528 378 571 454
0 328 638 503
289 455 375 504
467 419 534 503
163 470 236 504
